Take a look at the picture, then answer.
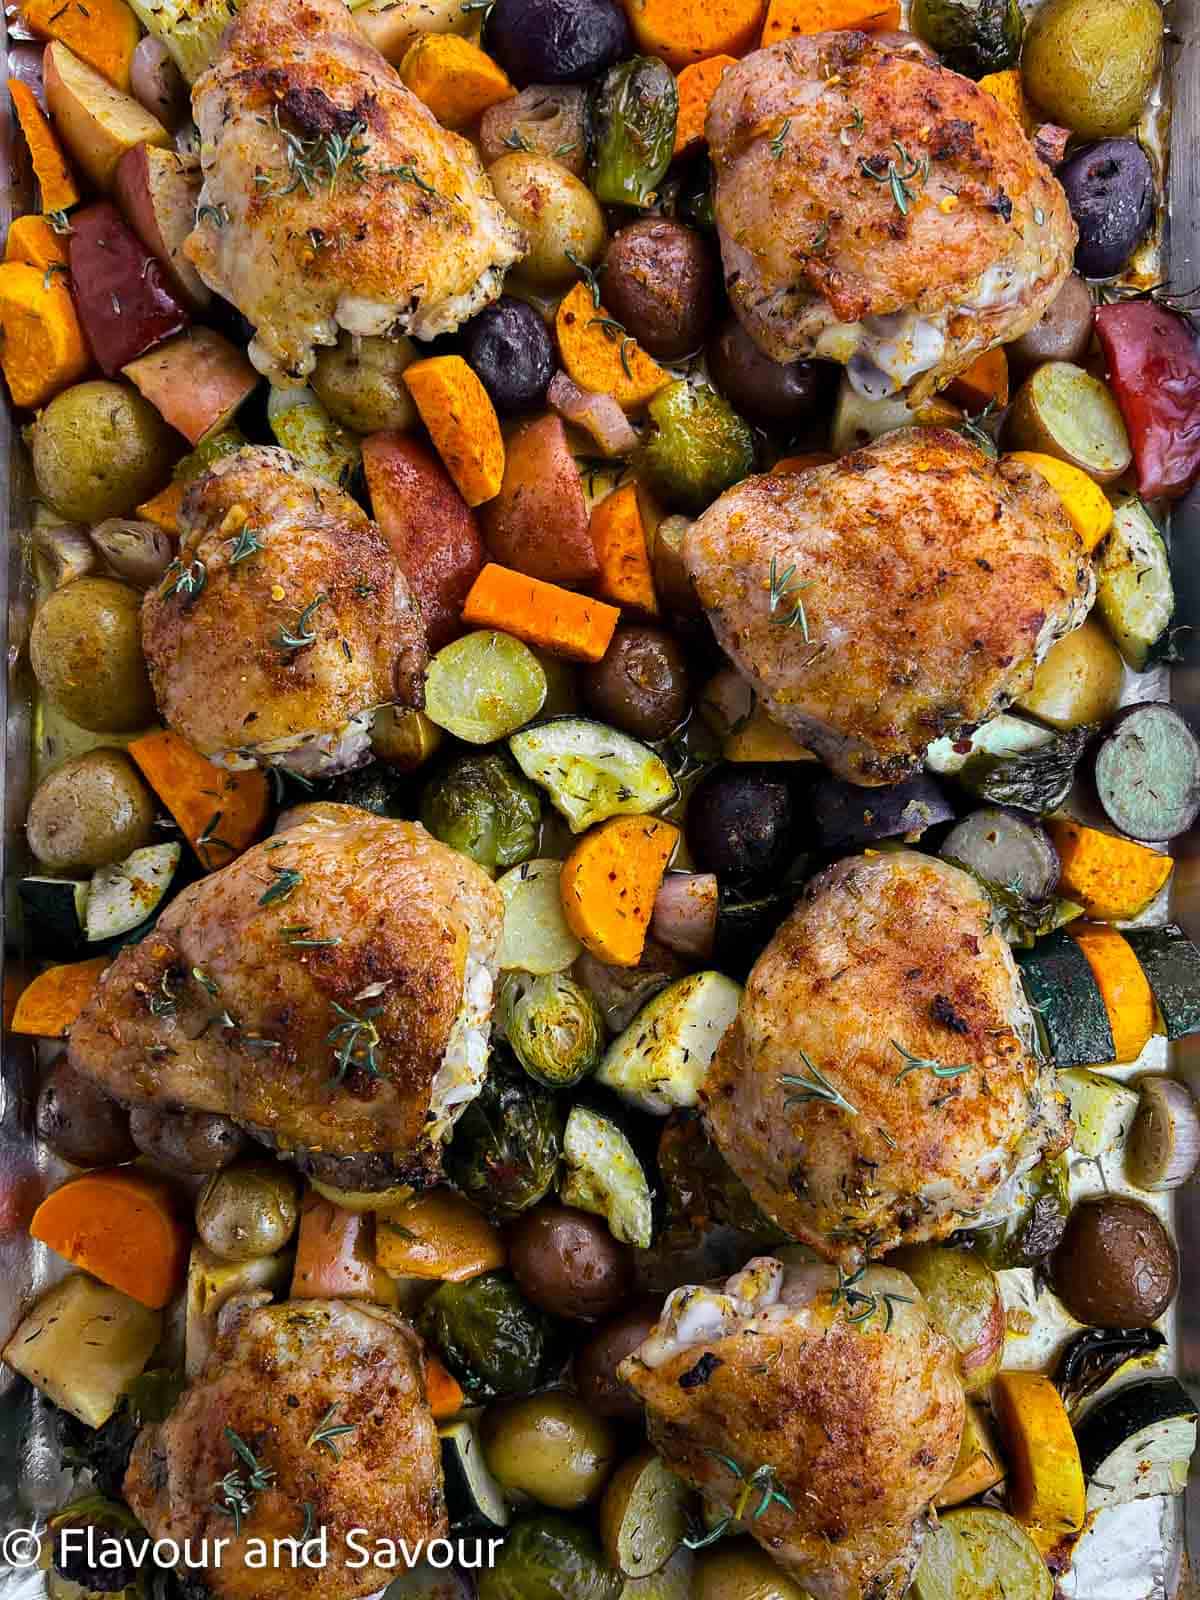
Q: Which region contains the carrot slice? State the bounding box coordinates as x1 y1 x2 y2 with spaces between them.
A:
673 56 737 156
30 1168 190 1309
5 213 70 271
0 260 89 407
623 0 764 68
761 0 900 42
127 728 270 869
22 0 140 91
590 482 658 614
7 78 80 214
555 282 669 413
11 957 107 1037
462 563 620 663
424 1354 465 1420
1067 923 1156 1064
561 814 679 966
403 354 505 508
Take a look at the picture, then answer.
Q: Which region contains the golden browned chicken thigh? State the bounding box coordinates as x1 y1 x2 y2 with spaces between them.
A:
708 32 1075 396
126 1298 446 1600
185 0 525 383
622 1256 964 1600
68 806 502 1190
701 852 1070 1267
684 429 1094 785
142 446 426 777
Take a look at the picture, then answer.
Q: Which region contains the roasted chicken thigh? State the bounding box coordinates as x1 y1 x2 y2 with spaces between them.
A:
185 0 525 384
622 1255 964 1600
708 31 1076 397
142 446 426 777
701 851 1070 1266
68 806 502 1191
684 428 1094 785
125 1298 445 1600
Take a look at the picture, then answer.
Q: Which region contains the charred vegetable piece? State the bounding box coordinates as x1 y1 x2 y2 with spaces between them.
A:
910 0 1023 75
478 1513 623 1600
1059 139 1155 278
812 773 955 852
417 1270 560 1399
68 201 189 375
1093 703 1200 842
421 750 542 875
325 762 412 818
501 970 605 1088
940 807 1060 904
912 1507 1051 1600
686 765 795 887
636 381 755 514
19 876 89 955
1075 1377 1197 1509
1125 1077 1200 1191
590 57 678 209
49 1493 146 1592
510 718 675 832
444 1050 562 1221
1095 300 1200 501
971 1154 1070 1268
1054 1326 1168 1417
1124 925 1200 1041
484 0 632 88
1095 498 1174 671
1051 1195 1178 1328
561 1104 654 1249
1017 928 1114 1068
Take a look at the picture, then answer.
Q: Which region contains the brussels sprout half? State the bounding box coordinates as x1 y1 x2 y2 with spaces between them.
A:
500 971 605 1089
445 1050 563 1220
421 750 542 875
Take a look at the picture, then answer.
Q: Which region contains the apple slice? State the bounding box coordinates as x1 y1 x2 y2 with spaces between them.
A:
122 327 259 445
43 39 169 190
115 144 211 311
362 431 485 651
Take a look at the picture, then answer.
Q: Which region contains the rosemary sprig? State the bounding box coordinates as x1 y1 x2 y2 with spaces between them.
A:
275 594 326 652
327 1000 386 1083
957 398 999 458
377 163 439 196
891 1039 972 1086
767 556 811 640
830 1266 914 1331
780 1049 858 1116
42 261 69 291
307 1403 358 1460
259 865 303 907
501 128 534 152
163 558 207 602
229 525 263 565
46 209 74 235
839 104 865 145
214 1427 275 1534
588 315 636 381
281 924 342 948
770 117 792 159
684 1453 794 1550
258 111 371 200
148 971 179 1017
197 811 235 858
192 966 220 998
859 141 929 216
565 248 605 308
197 202 230 229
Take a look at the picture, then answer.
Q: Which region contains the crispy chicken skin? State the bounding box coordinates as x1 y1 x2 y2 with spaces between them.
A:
142 446 426 776
684 429 1094 785
185 0 525 384
708 33 1075 397
701 852 1070 1267
125 1299 446 1600
621 1256 964 1600
68 807 502 1190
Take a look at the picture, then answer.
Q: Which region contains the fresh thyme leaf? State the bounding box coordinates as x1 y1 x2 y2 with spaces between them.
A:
307 1403 358 1459
42 261 69 290
197 202 230 228
780 1049 858 1115
327 999 387 1083
46 209 74 235
957 398 999 458
283 925 342 948
148 971 179 1017
229 526 263 565
300 1502 316 1542
259 110 371 200
891 1039 972 1086
770 117 792 159
259 865 304 907
275 594 326 651
502 128 534 152
377 163 439 196
197 811 235 857
192 966 220 998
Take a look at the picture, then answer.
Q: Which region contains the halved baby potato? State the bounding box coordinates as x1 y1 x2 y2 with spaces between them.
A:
1006 361 1132 483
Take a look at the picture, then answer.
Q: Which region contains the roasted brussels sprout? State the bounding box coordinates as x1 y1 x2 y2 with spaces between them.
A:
421 751 542 875
970 1155 1070 1269
445 1050 563 1220
417 1270 560 1399
478 1513 623 1600
635 381 755 513
590 57 679 208
910 0 1022 75
500 971 605 1088
325 761 413 818
50 1494 144 1592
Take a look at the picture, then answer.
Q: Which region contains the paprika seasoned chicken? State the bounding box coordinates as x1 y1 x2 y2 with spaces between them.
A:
622 1256 964 1600
68 806 502 1192
126 1298 446 1600
701 852 1070 1267
708 31 1076 398
185 0 525 385
142 446 426 778
685 429 1094 785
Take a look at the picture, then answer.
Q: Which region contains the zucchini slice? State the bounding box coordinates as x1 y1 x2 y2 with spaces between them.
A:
509 717 675 833
597 972 741 1116
439 1419 509 1531
19 876 89 955
1124 924 1200 1040
1016 929 1114 1067
1075 1377 1197 1510
1059 1068 1139 1159
912 1507 1051 1600
86 843 181 943
1054 1326 1167 1418
1096 498 1173 671
561 1104 653 1248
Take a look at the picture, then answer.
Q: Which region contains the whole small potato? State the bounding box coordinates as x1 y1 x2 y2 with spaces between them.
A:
489 153 606 291
581 624 691 742
1051 1195 1178 1326
1007 274 1093 370
311 333 419 434
603 220 717 361
196 1163 300 1261
573 1300 660 1420
509 1203 634 1320
30 578 156 732
1016 617 1124 730
130 1107 248 1174
36 1058 136 1168
480 1392 618 1509
27 748 156 871
31 381 178 523
1022 0 1162 138
696 1542 811 1600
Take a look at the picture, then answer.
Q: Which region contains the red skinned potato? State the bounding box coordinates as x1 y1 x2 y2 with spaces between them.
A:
68 201 189 376
43 39 169 190
1096 300 1200 500
481 412 598 588
122 328 259 445
362 430 485 650
114 144 210 311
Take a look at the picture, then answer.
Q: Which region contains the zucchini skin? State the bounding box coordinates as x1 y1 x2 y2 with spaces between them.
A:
1016 929 1114 1066
1075 1375 1197 1480
1124 925 1200 1040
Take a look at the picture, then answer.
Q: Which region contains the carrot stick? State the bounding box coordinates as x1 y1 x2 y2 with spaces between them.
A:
30 1168 190 1309
462 563 620 663
403 354 505 508
11 957 107 1037
590 482 658 614
0 260 89 407
7 78 80 214
127 728 270 869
